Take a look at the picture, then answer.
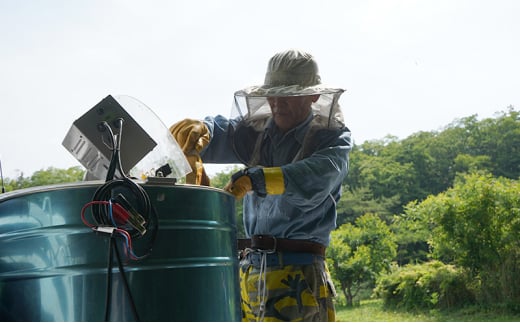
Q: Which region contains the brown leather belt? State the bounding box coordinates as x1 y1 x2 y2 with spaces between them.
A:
237 235 326 256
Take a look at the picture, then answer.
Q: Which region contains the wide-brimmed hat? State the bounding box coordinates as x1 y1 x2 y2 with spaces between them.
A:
236 49 344 97
232 49 346 128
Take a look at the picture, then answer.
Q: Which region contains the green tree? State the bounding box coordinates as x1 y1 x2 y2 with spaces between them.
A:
346 149 416 215
328 213 397 306
209 165 245 238
337 186 399 226
402 172 520 306
346 107 519 215
30 167 85 186
452 153 492 174
209 165 240 189
391 202 431 266
3 166 85 191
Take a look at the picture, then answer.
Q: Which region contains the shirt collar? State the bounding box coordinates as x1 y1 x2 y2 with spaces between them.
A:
265 113 313 144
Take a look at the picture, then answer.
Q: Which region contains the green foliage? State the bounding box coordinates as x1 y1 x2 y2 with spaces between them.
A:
345 108 520 214
3 166 85 191
347 142 417 214
399 171 520 307
328 213 397 306
336 186 399 226
344 107 520 278
209 165 240 189
391 204 431 266
374 261 475 311
209 165 245 238
453 153 492 174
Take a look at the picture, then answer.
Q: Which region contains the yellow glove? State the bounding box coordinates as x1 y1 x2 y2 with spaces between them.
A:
185 154 210 186
224 174 252 199
224 167 285 199
169 119 210 153
169 119 210 186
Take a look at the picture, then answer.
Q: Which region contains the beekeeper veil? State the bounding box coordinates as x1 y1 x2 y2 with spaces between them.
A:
232 49 346 129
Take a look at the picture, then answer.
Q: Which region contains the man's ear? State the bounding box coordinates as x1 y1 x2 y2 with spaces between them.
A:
311 94 320 103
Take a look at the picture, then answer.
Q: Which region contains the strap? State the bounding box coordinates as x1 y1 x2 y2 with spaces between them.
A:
245 251 323 268
238 235 326 256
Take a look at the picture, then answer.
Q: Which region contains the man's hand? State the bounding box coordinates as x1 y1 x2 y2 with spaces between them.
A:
169 119 209 153
224 171 253 199
224 167 285 199
169 119 210 185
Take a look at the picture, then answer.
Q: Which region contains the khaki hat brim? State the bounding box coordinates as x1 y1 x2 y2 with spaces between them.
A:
235 85 345 97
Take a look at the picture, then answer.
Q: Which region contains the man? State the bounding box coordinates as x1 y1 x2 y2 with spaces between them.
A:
170 49 352 321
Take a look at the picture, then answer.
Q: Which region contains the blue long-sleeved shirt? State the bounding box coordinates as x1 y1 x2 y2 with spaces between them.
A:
201 114 352 246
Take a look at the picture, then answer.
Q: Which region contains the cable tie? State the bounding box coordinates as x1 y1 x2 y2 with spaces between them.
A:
93 226 116 235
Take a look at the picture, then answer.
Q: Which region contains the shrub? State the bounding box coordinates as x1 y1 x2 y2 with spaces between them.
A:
374 261 475 311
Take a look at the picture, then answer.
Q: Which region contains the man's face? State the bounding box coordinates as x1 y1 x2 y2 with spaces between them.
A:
267 95 319 133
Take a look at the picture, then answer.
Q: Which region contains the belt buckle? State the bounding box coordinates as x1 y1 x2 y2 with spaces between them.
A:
255 235 277 254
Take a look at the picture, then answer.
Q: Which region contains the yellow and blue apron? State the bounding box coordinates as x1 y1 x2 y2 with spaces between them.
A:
239 250 336 322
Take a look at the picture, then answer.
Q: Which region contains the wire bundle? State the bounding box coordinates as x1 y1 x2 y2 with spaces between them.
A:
81 119 157 260
81 198 153 261
80 118 159 321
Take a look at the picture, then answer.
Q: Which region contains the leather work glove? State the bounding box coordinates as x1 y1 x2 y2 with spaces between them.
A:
169 119 210 186
224 167 285 199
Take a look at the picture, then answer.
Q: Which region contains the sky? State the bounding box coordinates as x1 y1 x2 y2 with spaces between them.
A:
1 0 519 180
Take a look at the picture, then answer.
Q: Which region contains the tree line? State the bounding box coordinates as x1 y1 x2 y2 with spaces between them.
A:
331 106 520 310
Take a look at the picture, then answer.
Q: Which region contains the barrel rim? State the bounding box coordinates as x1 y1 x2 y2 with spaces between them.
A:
0 180 232 202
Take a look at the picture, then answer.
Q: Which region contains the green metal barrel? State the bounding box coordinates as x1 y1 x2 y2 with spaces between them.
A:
0 181 240 321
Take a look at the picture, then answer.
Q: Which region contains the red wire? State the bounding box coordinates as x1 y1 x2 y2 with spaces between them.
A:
81 200 110 227
81 200 143 261
115 228 135 259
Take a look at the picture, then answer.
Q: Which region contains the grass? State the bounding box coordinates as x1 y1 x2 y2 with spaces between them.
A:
335 299 520 322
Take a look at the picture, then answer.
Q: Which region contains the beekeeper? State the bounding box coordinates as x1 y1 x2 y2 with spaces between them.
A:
170 49 352 322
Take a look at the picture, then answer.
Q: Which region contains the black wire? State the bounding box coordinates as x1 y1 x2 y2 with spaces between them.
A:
113 239 141 321
89 118 158 321
104 236 114 321
92 177 155 241
0 159 6 193
105 118 124 182
91 118 155 241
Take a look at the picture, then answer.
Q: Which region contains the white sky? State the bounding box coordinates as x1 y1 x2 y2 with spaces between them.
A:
1 0 519 179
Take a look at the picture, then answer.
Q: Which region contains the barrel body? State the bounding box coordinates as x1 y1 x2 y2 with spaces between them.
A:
0 182 240 321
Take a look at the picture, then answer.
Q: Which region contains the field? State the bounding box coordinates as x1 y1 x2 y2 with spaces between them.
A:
335 299 520 322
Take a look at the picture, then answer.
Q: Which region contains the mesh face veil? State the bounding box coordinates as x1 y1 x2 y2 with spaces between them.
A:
231 49 346 130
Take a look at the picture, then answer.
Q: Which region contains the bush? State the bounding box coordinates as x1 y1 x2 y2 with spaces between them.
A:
374 261 475 311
